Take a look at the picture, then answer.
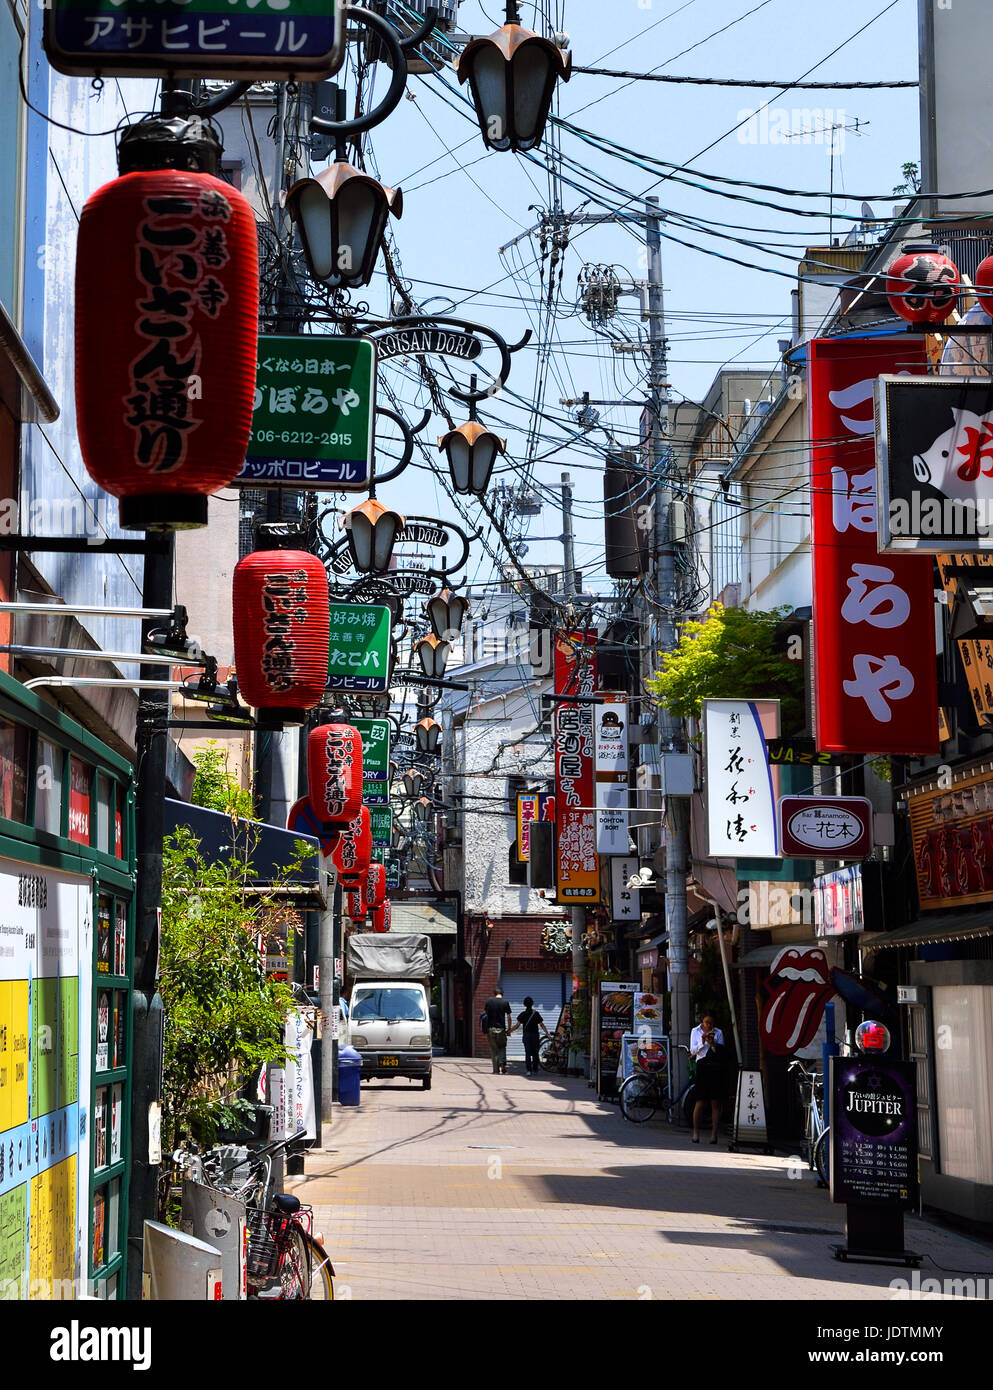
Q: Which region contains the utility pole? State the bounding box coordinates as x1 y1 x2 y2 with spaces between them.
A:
560 471 577 599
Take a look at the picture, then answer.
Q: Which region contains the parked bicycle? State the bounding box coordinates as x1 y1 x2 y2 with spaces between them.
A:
538 1030 571 1074
175 1134 334 1299
788 1057 829 1186
619 1044 697 1125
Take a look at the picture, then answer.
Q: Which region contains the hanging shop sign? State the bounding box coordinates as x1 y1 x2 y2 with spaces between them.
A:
765 739 832 766
516 792 555 863
553 631 600 903
609 855 641 923
540 920 572 955
352 718 392 806
936 553 993 723
703 699 779 859
808 336 938 756
814 865 866 936
322 513 474 583
778 796 873 859
237 335 375 491
875 376 993 552
907 760 993 909
594 694 629 855
369 807 393 846
829 1057 918 1207
759 946 835 1055
327 602 392 694
45 0 344 80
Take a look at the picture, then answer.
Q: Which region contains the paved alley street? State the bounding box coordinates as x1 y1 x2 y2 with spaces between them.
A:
289 1060 993 1303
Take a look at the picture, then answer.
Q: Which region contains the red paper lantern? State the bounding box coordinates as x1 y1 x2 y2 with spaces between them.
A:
330 805 372 887
233 550 330 726
75 169 258 530
886 245 960 324
366 861 386 911
974 255 993 318
346 884 368 922
371 899 391 933
308 724 363 826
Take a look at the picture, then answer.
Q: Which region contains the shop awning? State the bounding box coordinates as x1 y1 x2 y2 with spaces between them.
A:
388 901 458 935
861 912 993 953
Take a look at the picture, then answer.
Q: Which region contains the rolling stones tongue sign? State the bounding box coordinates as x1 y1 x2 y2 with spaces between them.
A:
760 947 835 1055
808 337 938 755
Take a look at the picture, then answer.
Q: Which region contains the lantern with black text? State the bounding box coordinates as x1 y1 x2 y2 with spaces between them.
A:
346 884 368 922
975 255 993 318
308 723 363 825
886 245 960 325
233 551 330 726
371 898 392 933
367 861 386 912
330 805 373 887
75 168 259 530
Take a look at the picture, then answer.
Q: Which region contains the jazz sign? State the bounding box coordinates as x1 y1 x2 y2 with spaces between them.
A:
45 0 344 78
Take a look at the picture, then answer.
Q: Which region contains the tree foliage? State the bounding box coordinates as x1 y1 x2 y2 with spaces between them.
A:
646 603 805 731
190 741 254 819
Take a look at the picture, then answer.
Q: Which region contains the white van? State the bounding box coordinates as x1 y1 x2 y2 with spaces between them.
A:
348 979 432 1089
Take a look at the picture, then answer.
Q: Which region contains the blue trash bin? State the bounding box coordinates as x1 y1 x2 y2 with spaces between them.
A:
339 1045 362 1106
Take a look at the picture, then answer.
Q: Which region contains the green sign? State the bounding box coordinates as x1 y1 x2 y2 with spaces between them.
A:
45 0 344 79
237 335 375 490
353 719 392 777
327 603 392 694
370 807 393 846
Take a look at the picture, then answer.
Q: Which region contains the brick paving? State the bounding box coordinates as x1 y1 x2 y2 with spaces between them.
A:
287 1059 993 1302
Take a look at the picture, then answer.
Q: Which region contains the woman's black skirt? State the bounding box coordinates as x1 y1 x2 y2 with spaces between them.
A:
694 1053 727 1102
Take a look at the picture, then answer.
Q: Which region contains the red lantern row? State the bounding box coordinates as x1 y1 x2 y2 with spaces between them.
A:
330 806 372 887
308 724 363 826
367 862 386 911
346 884 368 921
233 550 330 726
371 899 391 933
75 169 259 530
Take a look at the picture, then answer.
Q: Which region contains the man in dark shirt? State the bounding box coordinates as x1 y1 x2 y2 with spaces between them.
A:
483 988 512 1074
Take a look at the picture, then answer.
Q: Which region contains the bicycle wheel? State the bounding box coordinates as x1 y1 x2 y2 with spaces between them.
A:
538 1037 561 1073
813 1129 830 1187
620 1074 659 1123
302 1233 334 1301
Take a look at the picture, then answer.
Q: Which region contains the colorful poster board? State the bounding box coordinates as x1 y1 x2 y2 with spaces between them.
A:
516 792 554 863
0 860 92 1299
554 632 600 903
830 1057 918 1207
596 982 636 1098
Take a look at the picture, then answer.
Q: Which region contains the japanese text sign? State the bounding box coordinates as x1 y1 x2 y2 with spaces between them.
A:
516 792 555 863
327 603 392 694
830 1056 918 1207
703 699 779 859
779 796 873 858
369 807 393 846
595 694 629 855
554 631 600 903
609 856 640 923
352 719 391 776
808 337 938 755
238 335 375 490
45 0 344 80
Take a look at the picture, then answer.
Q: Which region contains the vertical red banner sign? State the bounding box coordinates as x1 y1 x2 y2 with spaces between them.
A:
554 631 600 903
809 336 938 754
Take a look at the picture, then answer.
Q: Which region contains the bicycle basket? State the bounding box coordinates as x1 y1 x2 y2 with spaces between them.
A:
245 1208 281 1279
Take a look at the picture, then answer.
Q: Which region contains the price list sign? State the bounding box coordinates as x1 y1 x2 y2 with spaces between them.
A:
830 1057 918 1207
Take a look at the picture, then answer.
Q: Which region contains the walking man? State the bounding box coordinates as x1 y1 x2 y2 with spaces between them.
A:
482 987 512 1074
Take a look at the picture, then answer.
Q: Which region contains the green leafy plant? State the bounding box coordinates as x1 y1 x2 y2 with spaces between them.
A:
158 822 315 1189
190 741 254 819
892 161 921 197
646 603 806 733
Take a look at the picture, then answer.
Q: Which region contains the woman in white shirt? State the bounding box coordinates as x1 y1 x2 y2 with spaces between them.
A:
689 1013 726 1143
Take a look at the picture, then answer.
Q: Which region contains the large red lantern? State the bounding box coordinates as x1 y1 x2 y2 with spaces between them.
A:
330 805 372 887
233 550 329 726
974 255 993 318
75 168 258 529
308 724 363 826
371 899 391 934
886 245 960 324
366 861 386 911
345 884 368 922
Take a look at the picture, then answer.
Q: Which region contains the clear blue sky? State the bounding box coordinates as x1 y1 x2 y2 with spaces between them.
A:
355 0 922 594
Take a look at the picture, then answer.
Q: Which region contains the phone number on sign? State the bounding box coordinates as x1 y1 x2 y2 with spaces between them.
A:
252 430 354 446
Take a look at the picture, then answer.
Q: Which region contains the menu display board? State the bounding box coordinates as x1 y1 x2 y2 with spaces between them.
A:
830 1057 918 1207
619 1032 670 1085
632 991 664 1037
596 982 636 1098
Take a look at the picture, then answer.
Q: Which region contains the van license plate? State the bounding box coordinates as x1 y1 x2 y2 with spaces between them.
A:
381 1056 399 1067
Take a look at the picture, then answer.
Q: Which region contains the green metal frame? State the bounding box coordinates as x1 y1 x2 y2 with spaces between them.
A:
0 669 136 1298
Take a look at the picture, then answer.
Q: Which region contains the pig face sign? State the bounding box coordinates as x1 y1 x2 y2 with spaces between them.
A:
912 407 993 500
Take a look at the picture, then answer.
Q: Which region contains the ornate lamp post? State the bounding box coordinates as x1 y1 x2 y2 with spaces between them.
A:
415 717 442 756
413 632 451 680
426 587 470 641
403 769 426 799
285 161 402 290
456 0 571 153
342 498 405 573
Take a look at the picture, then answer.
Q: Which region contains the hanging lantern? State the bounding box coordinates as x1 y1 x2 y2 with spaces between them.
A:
413 633 451 680
285 164 402 290
342 498 405 573
456 2 571 154
330 805 373 887
426 588 470 641
75 153 259 530
307 723 364 825
974 255 993 317
415 717 442 756
367 861 387 911
345 883 368 922
438 419 506 495
233 551 330 727
403 769 425 799
412 795 435 825
371 898 392 933
886 244 960 324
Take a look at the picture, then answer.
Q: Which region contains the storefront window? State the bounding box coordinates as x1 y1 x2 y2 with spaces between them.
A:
0 717 28 822
33 739 62 836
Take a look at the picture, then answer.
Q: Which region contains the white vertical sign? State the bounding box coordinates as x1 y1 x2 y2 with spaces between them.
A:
610 856 641 923
595 694 630 854
703 699 779 858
